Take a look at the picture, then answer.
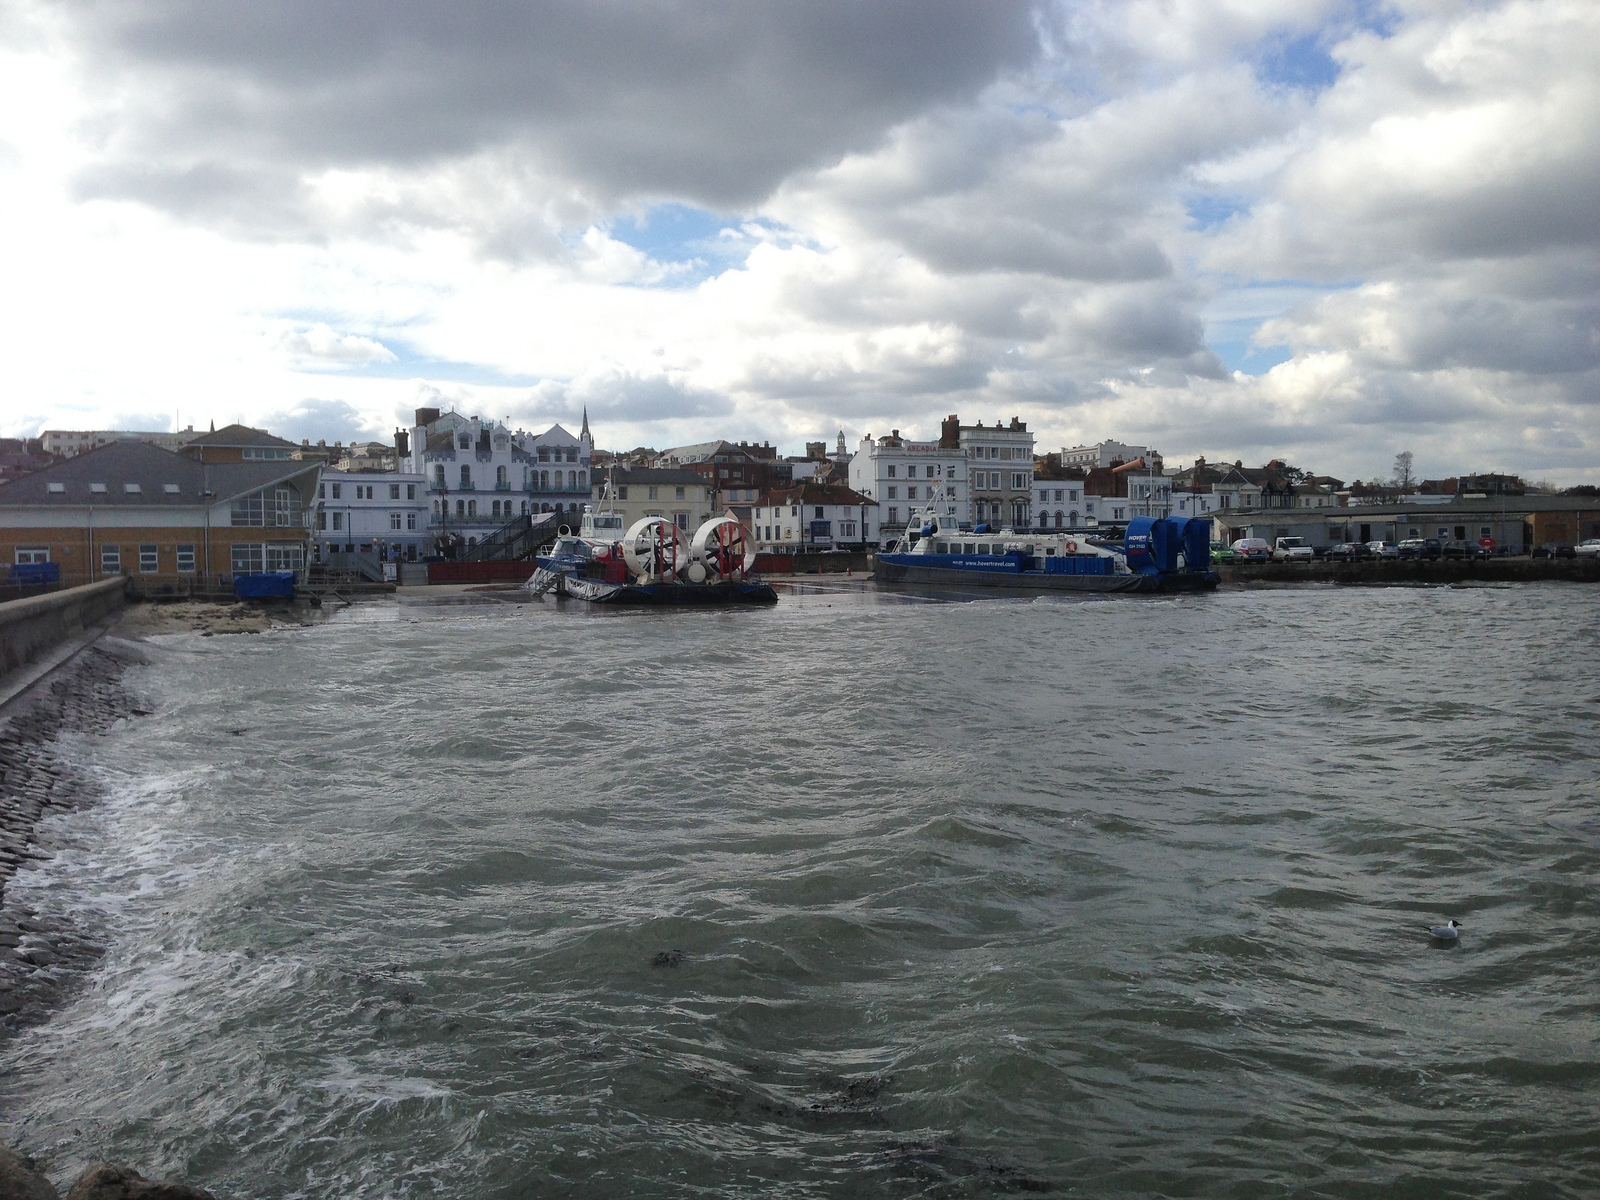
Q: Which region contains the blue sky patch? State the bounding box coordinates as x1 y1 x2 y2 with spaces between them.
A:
1185 194 1252 231
1257 31 1341 92
606 202 761 286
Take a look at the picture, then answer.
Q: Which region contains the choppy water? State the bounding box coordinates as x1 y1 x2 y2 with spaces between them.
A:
3 583 1599 1198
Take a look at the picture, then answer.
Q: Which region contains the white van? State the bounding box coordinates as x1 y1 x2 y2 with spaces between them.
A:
1272 536 1314 561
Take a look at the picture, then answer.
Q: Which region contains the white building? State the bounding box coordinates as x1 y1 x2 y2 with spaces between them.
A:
1061 440 1146 469
958 418 1035 529
1031 482 1089 529
314 470 430 563
42 427 202 457
849 430 966 545
404 406 593 551
749 483 876 551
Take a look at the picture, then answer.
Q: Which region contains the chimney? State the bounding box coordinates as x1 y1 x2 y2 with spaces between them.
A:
395 430 410 457
939 415 960 448
415 407 440 427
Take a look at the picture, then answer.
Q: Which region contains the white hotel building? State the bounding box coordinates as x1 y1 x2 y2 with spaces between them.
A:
848 430 966 545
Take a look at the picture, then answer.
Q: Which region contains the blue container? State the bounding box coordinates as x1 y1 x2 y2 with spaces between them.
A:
234 572 296 599
7 562 61 586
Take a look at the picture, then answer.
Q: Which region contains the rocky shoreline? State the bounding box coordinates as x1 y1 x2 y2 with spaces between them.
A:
0 639 148 1028
0 633 230 1198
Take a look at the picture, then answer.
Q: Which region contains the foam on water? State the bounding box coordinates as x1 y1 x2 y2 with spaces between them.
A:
2 585 1598 1197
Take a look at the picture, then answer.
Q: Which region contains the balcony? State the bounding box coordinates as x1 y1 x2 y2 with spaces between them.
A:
495 481 511 490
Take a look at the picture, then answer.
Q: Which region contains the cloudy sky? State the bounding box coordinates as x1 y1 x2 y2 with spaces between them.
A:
1 0 1595 482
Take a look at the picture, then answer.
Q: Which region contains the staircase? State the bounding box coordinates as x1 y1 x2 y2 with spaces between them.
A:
460 512 563 561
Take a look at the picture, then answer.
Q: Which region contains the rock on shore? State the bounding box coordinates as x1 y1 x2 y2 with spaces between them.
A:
0 641 146 1026
116 600 310 639
1 1149 217 1200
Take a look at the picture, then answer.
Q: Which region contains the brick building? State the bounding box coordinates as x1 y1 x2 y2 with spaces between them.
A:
0 440 320 588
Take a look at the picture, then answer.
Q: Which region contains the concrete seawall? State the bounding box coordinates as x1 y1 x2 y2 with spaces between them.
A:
0 578 127 681
1217 558 1600 586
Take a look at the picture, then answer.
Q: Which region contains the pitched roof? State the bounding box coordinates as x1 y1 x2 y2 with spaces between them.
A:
183 423 297 449
757 483 875 507
0 439 319 507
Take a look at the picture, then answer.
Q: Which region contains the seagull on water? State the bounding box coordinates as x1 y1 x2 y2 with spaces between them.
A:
1428 919 1461 939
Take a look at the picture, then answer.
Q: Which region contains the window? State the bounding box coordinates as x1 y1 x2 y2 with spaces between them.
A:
1480 526 1492 537
618 486 628 500
460 465 471 486
906 486 917 500
176 544 195 573
888 507 898 523
815 506 825 518
496 466 507 486
332 512 343 530
14 547 48 564
319 484 327 499
390 512 402 530
434 466 445 485
539 446 550 462
407 513 417 530
791 506 799 516
926 465 936 478
467 500 476 517
648 486 659 500
947 487 956 499
675 512 689 530
567 448 577 463
101 545 121 574
676 486 685 500
139 545 158 573
887 486 898 499
331 484 342 499
887 465 897 477
390 484 401 499
90 483 107 493
459 434 471 449
406 484 416 500
1012 473 1028 489
47 482 64 493
456 500 466 517
569 471 577 489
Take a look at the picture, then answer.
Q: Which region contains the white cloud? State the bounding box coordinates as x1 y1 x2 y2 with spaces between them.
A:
0 0 1594 483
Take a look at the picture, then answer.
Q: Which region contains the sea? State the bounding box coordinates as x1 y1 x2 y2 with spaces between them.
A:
2 581 1598 1199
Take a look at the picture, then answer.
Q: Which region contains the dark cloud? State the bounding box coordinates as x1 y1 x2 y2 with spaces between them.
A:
64 0 1040 229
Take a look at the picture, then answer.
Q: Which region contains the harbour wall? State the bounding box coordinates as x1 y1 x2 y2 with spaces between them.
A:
1217 558 1600 585
0 578 127 681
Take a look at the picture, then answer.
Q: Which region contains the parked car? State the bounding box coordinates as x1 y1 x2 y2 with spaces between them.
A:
1441 539 1490 560
1210 542 1238 563
1574 539 1600 558
1533 542 1576 559
1272 536 1314 562
1366 540 1399 558
1397 537 1442 559
1326 541 1372 561
1230 538 1271 562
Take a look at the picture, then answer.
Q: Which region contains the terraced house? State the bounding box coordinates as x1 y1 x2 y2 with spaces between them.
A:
0 440 320 589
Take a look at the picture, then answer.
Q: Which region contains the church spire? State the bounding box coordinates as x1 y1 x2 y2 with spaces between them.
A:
580 405 591 442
